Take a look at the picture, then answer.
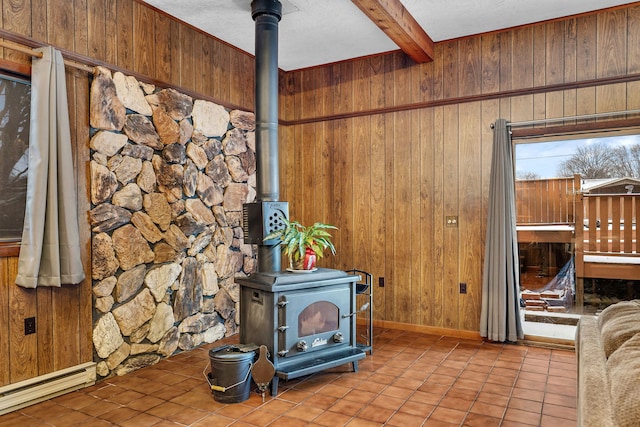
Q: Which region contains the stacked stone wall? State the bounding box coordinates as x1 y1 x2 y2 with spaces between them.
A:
89 66 256 377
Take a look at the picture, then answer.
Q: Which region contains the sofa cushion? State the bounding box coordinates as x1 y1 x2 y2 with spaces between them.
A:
597 300 640 358
576 316 616 427
607 333 640 427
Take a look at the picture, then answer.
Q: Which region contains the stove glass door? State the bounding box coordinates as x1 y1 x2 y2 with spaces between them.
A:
279 284 352 357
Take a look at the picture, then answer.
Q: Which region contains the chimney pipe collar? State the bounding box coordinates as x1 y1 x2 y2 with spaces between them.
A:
251 0 282 21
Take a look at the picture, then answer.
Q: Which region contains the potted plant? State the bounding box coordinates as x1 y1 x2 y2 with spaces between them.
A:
264 217 337 271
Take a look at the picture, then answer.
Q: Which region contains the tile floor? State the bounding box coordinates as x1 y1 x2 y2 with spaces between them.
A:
0 328 577 426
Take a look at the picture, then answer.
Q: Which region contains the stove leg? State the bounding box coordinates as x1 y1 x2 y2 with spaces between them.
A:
270 376 279 396
352 360 359 373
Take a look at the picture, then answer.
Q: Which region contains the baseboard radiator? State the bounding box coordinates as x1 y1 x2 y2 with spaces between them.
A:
0 362 96 415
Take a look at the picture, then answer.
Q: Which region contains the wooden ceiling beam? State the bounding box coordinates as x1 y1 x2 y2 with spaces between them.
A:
352 0 434 63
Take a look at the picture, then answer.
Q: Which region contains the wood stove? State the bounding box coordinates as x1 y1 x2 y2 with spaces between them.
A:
237 268 366 395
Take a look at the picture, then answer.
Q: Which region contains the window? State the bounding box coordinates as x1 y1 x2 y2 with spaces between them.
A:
0 73 30 243
514 132 640 316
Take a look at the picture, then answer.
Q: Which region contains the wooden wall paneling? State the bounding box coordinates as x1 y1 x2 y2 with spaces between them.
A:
133 1 155 78
628 81 640 110
511 28 533 90
299 70 317 222
278 75 301 211
409 108 422 324
1 0 31 63
431 105 445 327
369 55 386 320
563 19 578 122
418 106 435 326
36 287 54 375
545 22 566 120
72 69 93 364
510 95 534 124
295 70 320 224
193 32 205 95
391 53 412 324
509 28 532 123
241 54 254 110
481 33 500 94
408 61 423 324
352 60 372 271
459 37 481 98
629 6 640 74
117 0 134 70
154 12 173 84
597 83 628 114
331 62 354 270
415 61 434 326
168 19 181 91
228 34 242 108
52 285 81 370
333 115 354 271
597 8 627 78
430 45 445 326
532 25 546 88
300 121 317 221
480 36 500 313
73 1 89 58
431 44 444 102
383 55 396 319
279 71 296 205
442 41 458 100
87 0 106 60
480 98 499 315
9 268 38 383
532 25 547 123
216 34 231 106
442 105 459 329
497 31 512 117
29 0 46 41
458 101 482 331
0 258 10 386
318 67 333 228
179 27 196 91
104 0 118 65
546 21 565 86
288 123 302 219
49 0 73 49
594 10 629 112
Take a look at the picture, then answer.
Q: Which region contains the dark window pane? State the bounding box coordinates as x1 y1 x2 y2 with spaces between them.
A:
0 74 30 242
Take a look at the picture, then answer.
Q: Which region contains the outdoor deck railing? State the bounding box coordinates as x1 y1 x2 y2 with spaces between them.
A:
580 193 638 254
515 176 578 224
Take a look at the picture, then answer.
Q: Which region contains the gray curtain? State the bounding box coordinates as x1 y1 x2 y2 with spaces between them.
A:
480 118 523 342
15 46 85 288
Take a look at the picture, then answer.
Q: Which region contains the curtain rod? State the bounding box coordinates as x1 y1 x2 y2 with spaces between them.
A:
508 109 640 128
0 39 94 73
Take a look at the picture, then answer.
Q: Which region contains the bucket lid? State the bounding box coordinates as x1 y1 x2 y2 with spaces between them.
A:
209 345 255 361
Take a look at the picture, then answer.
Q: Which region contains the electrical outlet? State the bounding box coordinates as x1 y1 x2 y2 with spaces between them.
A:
378 277 385 287
24 317 36 335
446 216 458 227
460 283 467 294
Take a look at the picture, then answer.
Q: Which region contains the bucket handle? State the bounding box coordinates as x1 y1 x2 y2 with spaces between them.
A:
203 361 253 393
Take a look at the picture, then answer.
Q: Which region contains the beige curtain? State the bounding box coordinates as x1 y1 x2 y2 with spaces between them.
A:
15 46 85 288
480 119 523 342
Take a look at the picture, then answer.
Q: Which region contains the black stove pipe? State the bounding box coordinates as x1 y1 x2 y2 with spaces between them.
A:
252 0 282 272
